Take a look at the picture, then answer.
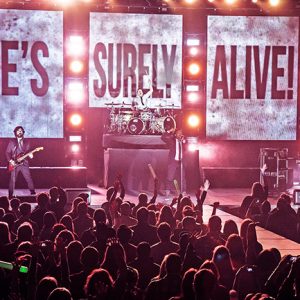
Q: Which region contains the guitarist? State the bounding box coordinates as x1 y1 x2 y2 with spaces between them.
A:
5 126 36 199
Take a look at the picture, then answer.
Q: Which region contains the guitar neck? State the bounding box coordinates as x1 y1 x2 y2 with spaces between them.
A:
16 149 37 162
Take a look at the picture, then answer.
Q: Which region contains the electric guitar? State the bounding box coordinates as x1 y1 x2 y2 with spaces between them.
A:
8 147 44 172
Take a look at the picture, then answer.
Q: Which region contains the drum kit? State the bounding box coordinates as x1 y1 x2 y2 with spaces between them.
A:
105 102 176 135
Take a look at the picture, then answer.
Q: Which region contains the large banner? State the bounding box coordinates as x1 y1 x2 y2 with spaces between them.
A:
89 13 183 109
0 9 63 138
207 16 299 140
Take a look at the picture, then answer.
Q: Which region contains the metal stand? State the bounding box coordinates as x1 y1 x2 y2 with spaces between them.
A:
179 140 185 194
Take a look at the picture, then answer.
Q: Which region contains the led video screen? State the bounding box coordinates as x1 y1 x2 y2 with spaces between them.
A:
206 16 299 140
0 9 63 138
89 12 183 109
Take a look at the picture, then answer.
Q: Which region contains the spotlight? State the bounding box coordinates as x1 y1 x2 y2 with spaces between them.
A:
269 0 279 6
187 92 199 103
66 81 85 104
186 38 200 46
55 0 75 6
69 135 82 142
66 35 85 57
225 0 237 4
69 60 84 74
70 113 83 127
188 63 201 76
186 84 200 92
187 114 201 128
182 112 201 137
189 47 199 57
184 0 196 3
71 144 80 153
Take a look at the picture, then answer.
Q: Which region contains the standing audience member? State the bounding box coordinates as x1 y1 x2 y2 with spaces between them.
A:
129 242 160 290
145 253 182 300
151 222 179 265
73 202 93 238
130 207 159 246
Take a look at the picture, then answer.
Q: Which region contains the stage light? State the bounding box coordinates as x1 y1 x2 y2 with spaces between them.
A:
182 111 201 137
186 38 200 46
189 46 199 57
208 0 215 2
67 35 85 57
187 92 200 103
252 0 258 3
69 135 82 142
188 63 201 76
184 0 196 3
71 144 80 153
187 114 201 128
269 0 279 6
66 81 85 104
70 113 83 127
225 0 237 4
186 84 200 92
55 0 75 6
69 60 84 74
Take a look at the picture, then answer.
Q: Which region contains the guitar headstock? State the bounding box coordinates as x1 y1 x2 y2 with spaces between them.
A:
35 147 44 152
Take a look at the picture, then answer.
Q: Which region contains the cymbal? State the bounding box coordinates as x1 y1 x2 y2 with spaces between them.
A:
104 102 122 106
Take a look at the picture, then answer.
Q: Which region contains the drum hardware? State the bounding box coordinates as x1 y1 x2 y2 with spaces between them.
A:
104 102 122 106
106 103 177 135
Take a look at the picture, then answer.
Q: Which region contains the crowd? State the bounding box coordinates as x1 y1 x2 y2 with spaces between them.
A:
0 172 299 300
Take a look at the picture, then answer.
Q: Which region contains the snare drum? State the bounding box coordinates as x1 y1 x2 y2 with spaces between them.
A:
128 117 145 135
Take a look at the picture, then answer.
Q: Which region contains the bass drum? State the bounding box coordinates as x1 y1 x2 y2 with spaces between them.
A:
155 116 176 133
128 117 145 135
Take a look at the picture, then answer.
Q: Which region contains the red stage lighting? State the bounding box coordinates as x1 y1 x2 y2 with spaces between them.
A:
71 143 80 153
187 62 201 76
69 60 84 74
225 0 237 4
182 111 202 137
189 46 199 57
66 35 85 57
69 113 83 127
187 92 199 103
187 114 201 128
269 0 280 6
66 81 85 105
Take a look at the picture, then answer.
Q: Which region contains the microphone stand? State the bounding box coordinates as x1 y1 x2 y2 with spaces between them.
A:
179 138 184 194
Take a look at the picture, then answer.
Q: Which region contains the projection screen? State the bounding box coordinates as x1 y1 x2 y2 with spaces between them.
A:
206 16 299 140
0 9 63 138
89 12 183 109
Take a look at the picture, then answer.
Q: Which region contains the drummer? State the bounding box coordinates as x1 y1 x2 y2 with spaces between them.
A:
131 78 153 115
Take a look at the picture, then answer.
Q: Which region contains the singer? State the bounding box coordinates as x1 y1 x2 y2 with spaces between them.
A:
161 128 186 196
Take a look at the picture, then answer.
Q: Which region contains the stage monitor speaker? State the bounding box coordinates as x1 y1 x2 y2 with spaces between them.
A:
65 188 91 205
16 195 37 203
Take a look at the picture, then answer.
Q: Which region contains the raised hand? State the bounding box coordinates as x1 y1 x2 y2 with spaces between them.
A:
203 179 210 191
261 163 267 175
